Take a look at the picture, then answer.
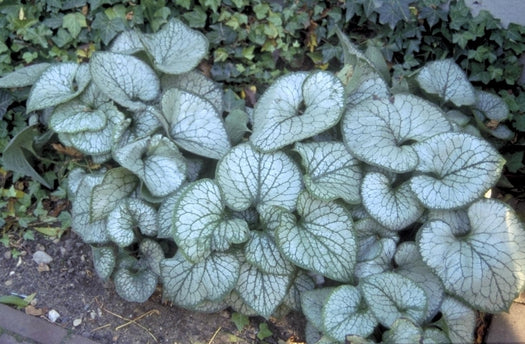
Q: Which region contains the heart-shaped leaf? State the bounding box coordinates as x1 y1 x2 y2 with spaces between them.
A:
173 179 249 262
114 262 158 303
282 272 315 312
0 63 50 88
27 63 90 112
361 172 424 231
276 192 357 282
140 19 208 75
49 101 107 134
162 88 231 159
410 132 505 209
156 187 187 239
90 168 139 222
235 261 292 319
360 272 428 327
216 143 303 211
161 252 240 308
244 231 294 275
109 30 143 54
439 297 476 343
301 288 335 330
322 285 377 341
416 59 475 106
107 198 157 247
474 90 509 121
113 134 187 197
382 318 423 344
294 141 362 204
417 199 525 312
90 52 160 110
250 71 345 152
342 94 452 173
91 245 116 280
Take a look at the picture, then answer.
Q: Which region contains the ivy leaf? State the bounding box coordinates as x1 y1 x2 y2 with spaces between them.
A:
113 134 187 197
62 12 87 38
294 141 362 204
361 172 424 231
0 63 50 88
417 199 525 312
322 285 377 341
439 297 476 343
27 63 90 112
114 260 158 303
250 71 345 152
173 179 249 262
224 109 250 145
2 126 52 188
162 88 231 159
342 94 452 173
236 261 292 319
417 59 476 106
276 192 357 282
410 132 505 209
216 143 303 211
90 167 139 222
140 19 208 75
72 173 109 244
106 198 157 247
376 0 413 29
161 251 240 308
244 231 294 275
360 272 428 327
90 52 160 110
91 245 116 280
91 11 127 45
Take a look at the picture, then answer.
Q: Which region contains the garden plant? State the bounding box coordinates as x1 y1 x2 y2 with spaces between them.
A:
1 15 524 343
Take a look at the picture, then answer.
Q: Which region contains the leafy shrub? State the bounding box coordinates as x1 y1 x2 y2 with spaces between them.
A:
2 18 524 343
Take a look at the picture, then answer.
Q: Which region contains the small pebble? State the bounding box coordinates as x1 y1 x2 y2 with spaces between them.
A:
73 318 82 327
33 251 53 265
48 309 60 322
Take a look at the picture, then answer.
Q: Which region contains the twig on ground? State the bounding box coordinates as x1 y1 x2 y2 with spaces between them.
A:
207 327 222 344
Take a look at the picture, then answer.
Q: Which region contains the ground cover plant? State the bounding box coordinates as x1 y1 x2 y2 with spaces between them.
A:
1 15 524 343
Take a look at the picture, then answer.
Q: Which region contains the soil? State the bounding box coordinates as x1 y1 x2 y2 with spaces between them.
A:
0 230 306 344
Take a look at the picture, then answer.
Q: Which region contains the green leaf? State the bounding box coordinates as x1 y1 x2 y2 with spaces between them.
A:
361 172 424 231
342 94 452 173
2 126 51 188
250 71 345 152
216 143 303 211
224 109 250 145
90 52 160 110
0 63 50 88
140 19 208 75
257 322 273 340
173 179 249 262
161 251 240 308
107 198 157 247
322 285 377 341
231 312 249 331
92 245 116 280
114 262 158 303
27 63 90 112
276 192 357 282
360 272 428 327
235 261 292 319
417 59 476 106
439 296 476 343
417 199 525 312
91 11 127 45
411 132 505 209
294 141 362 204
376 0 412 29
113 135 187 197
62 12 87 38
162 88 231 159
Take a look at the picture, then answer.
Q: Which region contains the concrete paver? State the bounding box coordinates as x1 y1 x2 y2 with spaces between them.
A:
486 301 525 344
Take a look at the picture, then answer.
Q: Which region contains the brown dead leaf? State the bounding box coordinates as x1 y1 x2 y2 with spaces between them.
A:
51 143 84 158
25 305 44 316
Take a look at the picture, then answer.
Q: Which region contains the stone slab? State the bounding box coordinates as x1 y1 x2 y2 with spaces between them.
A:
486 302 525 344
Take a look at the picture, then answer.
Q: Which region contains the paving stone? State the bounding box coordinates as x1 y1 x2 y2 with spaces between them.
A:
0 333 33 344
0 304 66 344
486 302 525 344
62 334 99 344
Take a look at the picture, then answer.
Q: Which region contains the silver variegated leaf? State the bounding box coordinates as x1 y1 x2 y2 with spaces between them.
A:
90 52 160 110
382 318 422 344
417 59 476 106
161 252 240 308
173 179 249 262
49 101 107 134
216 143 303 211
27 63 90 112
0 63 50 88
250 71 345 152
418 199 525 312
139 239 165 275
301 288 335 330
156 187 186 239
439 296 476 343
109 30 143 54
360 272 427 327
342 94 451 173
140 19 208 75
474 90 509 121
282 271 315 312
244 231 294 275
114 263 158 303
107 198 157 247
411 132 505 209
294 141 362 204
91 245 116 280
276 192 356 282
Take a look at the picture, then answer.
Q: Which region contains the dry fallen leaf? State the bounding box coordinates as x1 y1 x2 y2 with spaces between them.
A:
25 305 44 316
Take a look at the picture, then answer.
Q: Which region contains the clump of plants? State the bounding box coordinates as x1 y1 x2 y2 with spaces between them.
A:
1 18 524 343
